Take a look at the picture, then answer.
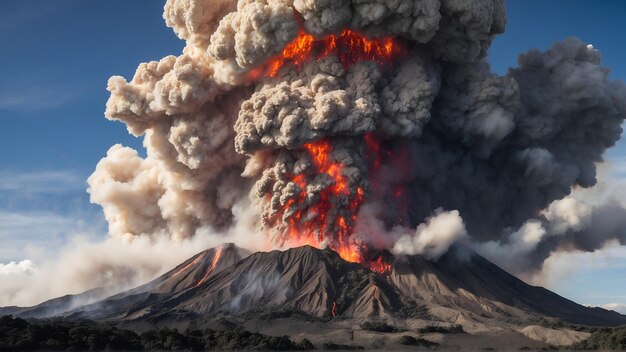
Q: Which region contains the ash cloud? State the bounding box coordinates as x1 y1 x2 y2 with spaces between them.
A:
87 0 626 277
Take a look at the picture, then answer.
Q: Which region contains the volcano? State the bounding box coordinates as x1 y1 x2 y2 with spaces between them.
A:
4 245 624 348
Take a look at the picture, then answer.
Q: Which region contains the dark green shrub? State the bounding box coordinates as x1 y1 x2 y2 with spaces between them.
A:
418 324 464 334
399 335 439 347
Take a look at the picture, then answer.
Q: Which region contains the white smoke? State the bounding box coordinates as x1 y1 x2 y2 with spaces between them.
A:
5 0 619 310
599 303 626 314
88 0 626 271
0 234 207 307
0 199 268 307
392 209 467 260
543 197 592 236
474 220 549 275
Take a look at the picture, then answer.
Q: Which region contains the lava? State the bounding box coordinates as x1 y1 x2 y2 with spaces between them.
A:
331 301 337 318
258 29 406 275
270 137 395 275
173 254 204 277
194 247 223 288
265 29 406 77
369 256 392 276
278 138 365 263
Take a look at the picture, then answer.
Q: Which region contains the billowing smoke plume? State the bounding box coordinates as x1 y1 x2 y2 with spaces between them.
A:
393 209 467 260
90 0 626 273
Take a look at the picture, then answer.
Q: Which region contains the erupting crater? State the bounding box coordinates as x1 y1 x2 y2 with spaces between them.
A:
269 135 402 275
251 29 410 275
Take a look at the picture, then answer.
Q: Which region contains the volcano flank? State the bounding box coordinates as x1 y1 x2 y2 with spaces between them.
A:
4 0 626 350
4 245 624 349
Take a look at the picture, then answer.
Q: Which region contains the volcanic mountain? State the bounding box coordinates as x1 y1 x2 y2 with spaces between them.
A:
0 244 246 320
7 244 624 325
3 244 625 348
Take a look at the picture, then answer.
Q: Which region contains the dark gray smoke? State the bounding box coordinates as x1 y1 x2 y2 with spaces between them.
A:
88 0 626 273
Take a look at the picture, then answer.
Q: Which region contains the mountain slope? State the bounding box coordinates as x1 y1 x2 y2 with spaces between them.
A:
68 243 248 321
0 287 113 319
82 245 626 327
391 246 626 327
4 244 624 329
11 243 245 321
127 246 405 320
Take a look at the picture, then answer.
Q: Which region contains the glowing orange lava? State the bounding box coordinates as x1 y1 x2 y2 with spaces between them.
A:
265 29 405 77
369 256 392 276
280 139 364 262
258 29 405 274
275 137 393 274
173 254 204 277
194 247 223 288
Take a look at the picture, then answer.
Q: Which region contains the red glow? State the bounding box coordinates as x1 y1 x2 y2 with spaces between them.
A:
365 133 410 226
269 137 392 274
173 254 204 277
279 139 364 263
264 29 405 77
369 256 392 276
194 247 223 288
257 28 406 274
331 302 337 318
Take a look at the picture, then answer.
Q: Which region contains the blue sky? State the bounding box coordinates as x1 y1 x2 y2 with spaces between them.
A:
1 0 626 308
0 1 183 263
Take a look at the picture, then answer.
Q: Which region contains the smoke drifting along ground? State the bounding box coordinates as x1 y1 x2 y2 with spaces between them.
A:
0 234 217 307
89 0 626 275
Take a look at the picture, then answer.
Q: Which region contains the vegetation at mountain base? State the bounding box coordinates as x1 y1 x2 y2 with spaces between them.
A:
532 317 598 333
399 335 439 347
569 325 626 350
0 315 314 351
418 324 464 334
320 342 364 350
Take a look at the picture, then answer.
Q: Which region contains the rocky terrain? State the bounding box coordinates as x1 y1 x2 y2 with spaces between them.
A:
3 244 624 349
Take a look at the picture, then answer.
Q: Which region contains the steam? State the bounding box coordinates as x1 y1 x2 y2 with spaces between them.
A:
392 210 467 260
86 0 626 276
0 235 211 307
0 202 267 307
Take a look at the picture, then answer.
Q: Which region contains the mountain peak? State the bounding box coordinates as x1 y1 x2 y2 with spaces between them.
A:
7 244 625 329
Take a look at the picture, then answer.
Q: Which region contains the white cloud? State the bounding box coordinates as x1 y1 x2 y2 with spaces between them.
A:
0 168 102 262
0 210 106 263
536 241 626 286
0 200 268 307
0 230 248 307
0 84 82 112
0 170 84 193
530 240 626 311
585 303 626 315
0 210 90 239
599 303 626 314
0 260 36 276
